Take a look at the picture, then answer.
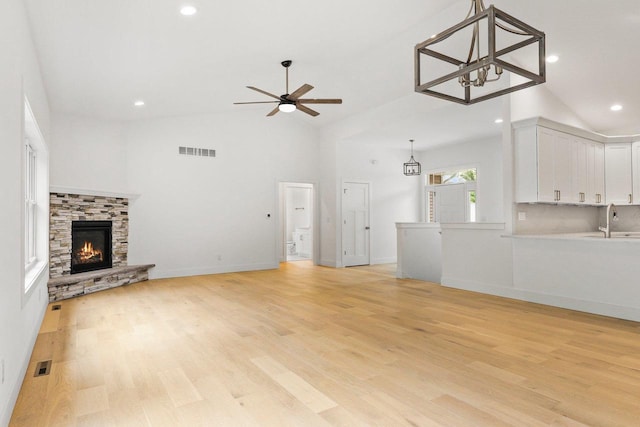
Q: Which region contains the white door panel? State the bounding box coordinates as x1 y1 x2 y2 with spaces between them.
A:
342 182 370 266
436 183 466 223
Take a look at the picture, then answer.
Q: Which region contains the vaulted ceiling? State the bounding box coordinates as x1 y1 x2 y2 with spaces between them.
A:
24 0 640 148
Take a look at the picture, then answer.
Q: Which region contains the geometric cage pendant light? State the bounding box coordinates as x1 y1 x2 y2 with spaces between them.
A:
414 0 545 105
403 139 421 176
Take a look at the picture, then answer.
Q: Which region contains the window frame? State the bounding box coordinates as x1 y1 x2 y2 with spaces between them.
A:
424 165 478 223
22 97 49 297
25 140 38 271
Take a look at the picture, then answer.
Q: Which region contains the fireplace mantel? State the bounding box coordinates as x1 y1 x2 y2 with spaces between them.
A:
49 185 140 200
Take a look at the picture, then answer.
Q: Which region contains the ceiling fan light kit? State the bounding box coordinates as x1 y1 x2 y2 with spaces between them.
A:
234 60 342 117
278 100 296 113
414 0 545 105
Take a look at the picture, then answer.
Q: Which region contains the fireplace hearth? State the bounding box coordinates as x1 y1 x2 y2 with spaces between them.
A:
71 220 112 274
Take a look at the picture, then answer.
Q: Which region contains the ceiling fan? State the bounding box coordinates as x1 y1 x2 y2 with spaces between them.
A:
234 60 342 117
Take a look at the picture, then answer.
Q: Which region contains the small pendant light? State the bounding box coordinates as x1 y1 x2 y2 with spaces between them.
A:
403 139 421 176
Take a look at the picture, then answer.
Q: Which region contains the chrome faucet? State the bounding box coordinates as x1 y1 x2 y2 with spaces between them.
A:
598 203 617 238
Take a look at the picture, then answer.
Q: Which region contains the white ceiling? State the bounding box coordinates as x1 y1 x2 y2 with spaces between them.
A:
24 0 640 148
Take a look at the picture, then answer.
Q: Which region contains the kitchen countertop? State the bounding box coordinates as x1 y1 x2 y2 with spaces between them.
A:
508 231 640 240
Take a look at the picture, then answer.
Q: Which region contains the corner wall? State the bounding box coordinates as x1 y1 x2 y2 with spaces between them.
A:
0 1 50 425
123 113 321 278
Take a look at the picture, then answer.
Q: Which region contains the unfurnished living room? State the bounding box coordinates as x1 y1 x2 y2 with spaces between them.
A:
2 0 640 426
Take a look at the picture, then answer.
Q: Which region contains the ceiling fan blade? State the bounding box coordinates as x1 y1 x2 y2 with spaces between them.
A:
296 104 320 117
247 86 281 100
266 106 280 117
297 98 343 104
233 101 279 105
287 84 314 100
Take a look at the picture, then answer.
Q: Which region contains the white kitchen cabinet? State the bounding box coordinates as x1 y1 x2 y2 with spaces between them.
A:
515 126 574 203
572 136 606 205
633 141 640 204
605 143 633 204
592 142 606 205
573 137 588 203
578 138 605 205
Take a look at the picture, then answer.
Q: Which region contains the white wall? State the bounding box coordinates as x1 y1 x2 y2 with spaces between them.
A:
510 76 590 130
318 137 338 266
440 226 514 292
336 142 420 265
50 113 128 193
0 1 50 425
418 136 504 223
123 113 321 278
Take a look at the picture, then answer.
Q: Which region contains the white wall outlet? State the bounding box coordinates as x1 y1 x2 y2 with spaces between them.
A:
518 212 527 221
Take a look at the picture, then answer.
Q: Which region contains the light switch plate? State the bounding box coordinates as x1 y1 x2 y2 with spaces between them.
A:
518 212 526 221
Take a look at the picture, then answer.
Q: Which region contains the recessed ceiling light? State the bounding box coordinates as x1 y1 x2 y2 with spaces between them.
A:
546 55 559 63
610 104 623 111
494 118 503 124
134 100 145 107
180 5 197 16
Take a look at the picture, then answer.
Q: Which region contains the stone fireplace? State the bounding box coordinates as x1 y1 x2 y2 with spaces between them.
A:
50 193 128 277
48 191 153 301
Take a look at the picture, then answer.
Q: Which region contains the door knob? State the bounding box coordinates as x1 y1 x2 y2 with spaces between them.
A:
365 226 370 230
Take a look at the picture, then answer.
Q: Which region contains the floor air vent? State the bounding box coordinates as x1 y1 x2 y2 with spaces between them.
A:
52 304 61 311
178 146 216 158
34 360 52 377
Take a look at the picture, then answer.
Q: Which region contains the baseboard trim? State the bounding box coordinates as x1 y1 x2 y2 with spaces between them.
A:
372 257 397 265
320 259 337 268
441 276 640 322
149 262 279 280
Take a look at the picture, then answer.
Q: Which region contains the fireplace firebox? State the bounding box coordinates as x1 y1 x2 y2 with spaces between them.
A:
71 220 113 274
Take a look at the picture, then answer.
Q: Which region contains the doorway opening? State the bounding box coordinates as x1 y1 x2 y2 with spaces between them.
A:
279 182 314 262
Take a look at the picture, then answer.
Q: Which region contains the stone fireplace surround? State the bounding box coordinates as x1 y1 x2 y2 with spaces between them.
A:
48 190 153 301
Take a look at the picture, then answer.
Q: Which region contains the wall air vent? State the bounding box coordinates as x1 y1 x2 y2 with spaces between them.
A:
178 146 216 158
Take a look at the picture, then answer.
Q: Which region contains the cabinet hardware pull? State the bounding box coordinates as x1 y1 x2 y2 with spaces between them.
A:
629 194 633 204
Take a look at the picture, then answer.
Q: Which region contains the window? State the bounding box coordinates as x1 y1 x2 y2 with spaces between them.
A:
25 140 37 269
23 98 48 295
425 167 477 223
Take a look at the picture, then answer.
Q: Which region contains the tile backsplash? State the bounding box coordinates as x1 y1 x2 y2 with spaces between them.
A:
599 205 640 232
515 203 640 234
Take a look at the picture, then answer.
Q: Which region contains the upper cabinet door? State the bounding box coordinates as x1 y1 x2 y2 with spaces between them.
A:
536 127 557 203
605 143 633 204
573 137 588 204
515 126 574 203
515 123 604 205
633 141 640 204
591 142 606 205
552 131 574 203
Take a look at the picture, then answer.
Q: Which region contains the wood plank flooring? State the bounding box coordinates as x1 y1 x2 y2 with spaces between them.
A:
10 261 640 426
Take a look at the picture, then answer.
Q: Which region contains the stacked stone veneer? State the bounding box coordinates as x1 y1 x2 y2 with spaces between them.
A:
49 193 128 277
48 265 153 302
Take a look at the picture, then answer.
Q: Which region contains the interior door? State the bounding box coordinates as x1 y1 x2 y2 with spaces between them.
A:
435 183 466 223
342 182 370 267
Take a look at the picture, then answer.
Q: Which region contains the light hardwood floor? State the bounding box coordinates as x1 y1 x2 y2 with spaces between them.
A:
10 261 640 426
